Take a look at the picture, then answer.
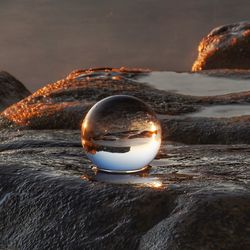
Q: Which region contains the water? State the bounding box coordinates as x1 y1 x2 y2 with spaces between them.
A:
187 104 250 118
81 95 161 173
0 0 250 91
138 71 250 96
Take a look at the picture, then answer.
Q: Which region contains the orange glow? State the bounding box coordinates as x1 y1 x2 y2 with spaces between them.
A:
150 124 157 133
147 180 163 189
149 123 158 141
112 76 122 80
192 27 250 72
243 30 250 37
82 120 87 130
80 174 90 181
68 67 150 80
230 37 237 46
0 67 149 127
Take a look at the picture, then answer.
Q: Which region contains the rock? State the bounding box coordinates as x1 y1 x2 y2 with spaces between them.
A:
0 67 197 129
1 68 250 144
0 66 249 248
0 71 30 111
198 69 250 79
0 129 249 249
162 116 250 144
139 192 250 250
192 21 250 71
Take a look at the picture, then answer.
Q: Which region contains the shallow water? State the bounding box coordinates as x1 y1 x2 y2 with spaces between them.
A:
187 104 250 118
1 0 250 91
138 72 250 96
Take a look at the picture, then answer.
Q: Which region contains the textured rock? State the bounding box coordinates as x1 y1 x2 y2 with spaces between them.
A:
139 192 250 250
1 68 250 144
163 116 250 144
192 21 250 71
0 129 249 249
0 67 197 129
0 44 250 249
0 71 30 111
198 69 250 79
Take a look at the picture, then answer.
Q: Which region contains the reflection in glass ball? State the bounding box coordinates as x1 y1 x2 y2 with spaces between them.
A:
81 95 161 173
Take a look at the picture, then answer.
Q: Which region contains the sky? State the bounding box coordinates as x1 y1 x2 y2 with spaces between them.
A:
0 0 250 91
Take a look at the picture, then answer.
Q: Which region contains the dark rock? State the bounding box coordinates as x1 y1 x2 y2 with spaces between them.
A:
0 71 30 111
0 66 250 249
1 68 250 144
139 192 250 250
0 129 249 249
0 68 197 130
162 116 250 144
198 69 250 79
192 21 250 71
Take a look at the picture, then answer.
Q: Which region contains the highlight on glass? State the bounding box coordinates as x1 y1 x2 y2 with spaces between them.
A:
81 95 162 173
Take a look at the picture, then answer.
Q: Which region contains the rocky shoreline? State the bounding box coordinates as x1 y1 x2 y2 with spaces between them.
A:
0 71 30 112
0 129 249 249
1 67 250 144
1 22 250 249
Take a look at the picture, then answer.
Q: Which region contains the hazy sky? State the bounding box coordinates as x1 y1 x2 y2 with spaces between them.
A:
0 0 250 91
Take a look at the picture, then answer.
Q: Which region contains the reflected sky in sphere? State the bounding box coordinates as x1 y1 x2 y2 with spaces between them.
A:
81 95 161 173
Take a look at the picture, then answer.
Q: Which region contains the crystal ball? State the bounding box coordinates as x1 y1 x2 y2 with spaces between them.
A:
81 95 161 173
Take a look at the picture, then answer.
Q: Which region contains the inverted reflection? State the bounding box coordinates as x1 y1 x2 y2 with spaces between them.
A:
81 95 161 173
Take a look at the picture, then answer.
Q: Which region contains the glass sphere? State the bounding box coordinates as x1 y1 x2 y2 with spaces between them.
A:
81 95 161 173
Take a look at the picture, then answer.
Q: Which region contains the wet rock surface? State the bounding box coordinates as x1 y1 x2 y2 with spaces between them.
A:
0 71 30 111
1 68 250 144
192 21 250 71
0 67 250 249
0 129 249 250
0 68 196 130
137 70 250 96
139 192 250 250
163 115 250 144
